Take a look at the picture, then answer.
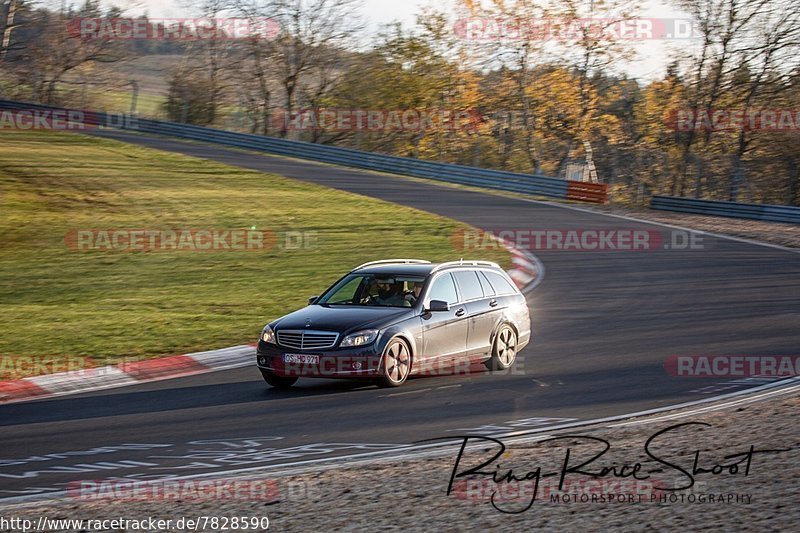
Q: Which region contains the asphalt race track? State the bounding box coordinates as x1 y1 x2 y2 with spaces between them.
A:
1 129 798 501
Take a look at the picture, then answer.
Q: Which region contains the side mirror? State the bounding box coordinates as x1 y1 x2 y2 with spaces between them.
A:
427 299 450 312
308 296 319 305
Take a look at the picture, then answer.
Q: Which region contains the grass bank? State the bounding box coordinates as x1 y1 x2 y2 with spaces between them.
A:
0 130 509 375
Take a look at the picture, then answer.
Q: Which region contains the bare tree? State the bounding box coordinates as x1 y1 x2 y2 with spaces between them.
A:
170 0 239 125
235 0 362 138
238 35 275 133
672 0 776 195
19 5 127 104
728 2 800 200
232 1 276 134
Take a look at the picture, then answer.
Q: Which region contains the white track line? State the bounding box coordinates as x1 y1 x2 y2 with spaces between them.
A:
494 376 800 440
608 381 800 427
516 197 800 254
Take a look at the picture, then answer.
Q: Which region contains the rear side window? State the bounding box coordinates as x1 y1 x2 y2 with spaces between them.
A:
453 270 484 301
483 270 517 295
428 273 458 305
477 272 495 296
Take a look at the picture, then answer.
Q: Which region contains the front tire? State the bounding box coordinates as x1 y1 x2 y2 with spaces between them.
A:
486 325 517 371
377 338 411 388
261 369 298 389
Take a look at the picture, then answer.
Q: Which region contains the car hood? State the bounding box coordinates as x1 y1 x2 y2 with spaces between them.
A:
272 305 415 335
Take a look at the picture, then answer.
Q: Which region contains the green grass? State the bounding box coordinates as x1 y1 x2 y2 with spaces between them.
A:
98 89 165 117
0 130 509 374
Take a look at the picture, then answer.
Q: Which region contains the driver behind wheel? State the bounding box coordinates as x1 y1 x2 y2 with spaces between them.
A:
374 280 405 306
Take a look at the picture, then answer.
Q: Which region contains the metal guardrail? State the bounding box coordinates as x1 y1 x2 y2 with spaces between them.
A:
0 99 608 204
651 196 800 224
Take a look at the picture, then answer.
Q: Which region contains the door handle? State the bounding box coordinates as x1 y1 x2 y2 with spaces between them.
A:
455 308 466 317
489 300 498 308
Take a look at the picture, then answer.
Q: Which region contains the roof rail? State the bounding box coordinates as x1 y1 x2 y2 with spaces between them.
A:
354 259 432 270
430 260 501 273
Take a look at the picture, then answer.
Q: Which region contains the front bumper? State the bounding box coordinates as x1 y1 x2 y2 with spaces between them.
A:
256 340 384 379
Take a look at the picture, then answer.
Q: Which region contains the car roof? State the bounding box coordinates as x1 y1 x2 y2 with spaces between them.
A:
355 264 436 276
354 261 504 277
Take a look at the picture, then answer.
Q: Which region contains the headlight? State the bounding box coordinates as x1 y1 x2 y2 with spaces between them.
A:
340 329 379 347
261 326 276 344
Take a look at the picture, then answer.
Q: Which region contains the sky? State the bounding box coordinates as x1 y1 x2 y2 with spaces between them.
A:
88 0 692 81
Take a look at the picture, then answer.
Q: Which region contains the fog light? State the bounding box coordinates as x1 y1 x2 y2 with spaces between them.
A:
258 357 266 365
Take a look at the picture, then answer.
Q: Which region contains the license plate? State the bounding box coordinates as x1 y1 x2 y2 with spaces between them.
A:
283 354 320 365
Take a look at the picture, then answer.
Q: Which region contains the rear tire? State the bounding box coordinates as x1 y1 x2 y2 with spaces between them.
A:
377 338 411 388
486 325 517 371
261 369 298 389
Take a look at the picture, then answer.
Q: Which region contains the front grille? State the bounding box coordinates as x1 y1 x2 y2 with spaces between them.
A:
277 330 339 350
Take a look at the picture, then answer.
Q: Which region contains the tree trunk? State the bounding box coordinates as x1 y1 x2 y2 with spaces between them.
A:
282 76 296 139
1 0 17 60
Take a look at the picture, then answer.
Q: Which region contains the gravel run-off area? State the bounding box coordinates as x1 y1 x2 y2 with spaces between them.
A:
586 204 800 249
2 388 798 532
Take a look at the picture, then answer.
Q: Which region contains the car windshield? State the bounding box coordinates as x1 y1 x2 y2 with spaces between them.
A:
317 274 427 308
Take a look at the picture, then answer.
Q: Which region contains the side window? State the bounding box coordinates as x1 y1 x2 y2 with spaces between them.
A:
478 271 496 297
484 270 517 295
453 270 484 301
427 273 458 305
